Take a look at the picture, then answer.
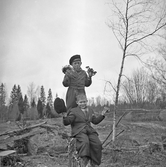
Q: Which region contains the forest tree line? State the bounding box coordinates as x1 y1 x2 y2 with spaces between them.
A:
1 0 166 122
1 56 166 122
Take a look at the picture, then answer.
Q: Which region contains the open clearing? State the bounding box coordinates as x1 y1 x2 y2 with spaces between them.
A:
0 111 166 167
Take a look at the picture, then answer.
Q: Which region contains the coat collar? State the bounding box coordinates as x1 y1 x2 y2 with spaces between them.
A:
76 106 90 120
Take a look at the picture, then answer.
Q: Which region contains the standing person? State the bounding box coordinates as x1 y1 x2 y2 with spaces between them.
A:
62 54 94 112
62 94 109 167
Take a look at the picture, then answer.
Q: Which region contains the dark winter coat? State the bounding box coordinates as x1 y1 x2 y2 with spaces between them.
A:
62 69 92 111
63 106 105 165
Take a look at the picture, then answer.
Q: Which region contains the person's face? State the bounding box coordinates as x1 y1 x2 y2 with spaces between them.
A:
77 99 88 109
72 61 82 71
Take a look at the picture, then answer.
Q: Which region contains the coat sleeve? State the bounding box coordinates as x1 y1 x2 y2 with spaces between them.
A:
62 74 70 87
90 109 105 125
63 113 75 126
91 115 105 125
85 73 92 87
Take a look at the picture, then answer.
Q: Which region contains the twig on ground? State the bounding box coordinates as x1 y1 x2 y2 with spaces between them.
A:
103 129 125 148
102 111 129 146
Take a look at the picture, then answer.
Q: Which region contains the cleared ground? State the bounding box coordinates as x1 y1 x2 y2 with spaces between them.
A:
0 110 166 167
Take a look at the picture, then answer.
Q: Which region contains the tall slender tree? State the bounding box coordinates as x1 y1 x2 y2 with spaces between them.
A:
47 88 53 107
106 0 166 141
37 99 43 118
0 83 6 107
40 85 46 107
122 68 158 104
45 102 52 118
31 98 36 107
10 84 18 106
18 95 24 114
17 85 22 101
23 95 29 111
27 82 39 105
10 84 23 106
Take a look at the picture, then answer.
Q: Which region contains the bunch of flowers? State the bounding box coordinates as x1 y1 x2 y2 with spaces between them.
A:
86 66 97 76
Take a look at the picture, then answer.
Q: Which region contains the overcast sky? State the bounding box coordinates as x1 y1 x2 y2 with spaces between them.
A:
0 0 143 101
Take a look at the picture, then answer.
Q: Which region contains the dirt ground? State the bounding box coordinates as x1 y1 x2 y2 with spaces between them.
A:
1 113 166 167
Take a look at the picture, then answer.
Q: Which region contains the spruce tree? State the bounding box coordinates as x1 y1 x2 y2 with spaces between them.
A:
45 102 53 118
0 83 6 107
10 84 23 106
40 85 46 107
18 95 24 114
31 98 36 107
17 85 22 101
10 84 18 105
37 99 43 118
23 95 29 111
47 88 53 107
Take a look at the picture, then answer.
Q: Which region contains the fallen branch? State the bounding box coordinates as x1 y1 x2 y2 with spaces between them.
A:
0 121 47 137
0 129 46 145
103 129 125 148
0 150 16 157
102 111 128 145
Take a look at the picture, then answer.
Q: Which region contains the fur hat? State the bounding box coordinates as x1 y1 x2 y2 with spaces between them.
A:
54 97 67 114
69 54 81 65
62 65 73 74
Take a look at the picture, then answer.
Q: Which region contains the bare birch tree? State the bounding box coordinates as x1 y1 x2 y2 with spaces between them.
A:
27 82 40 105
145 23 166 100
122 68 158 104
106 0 166 141
146 58 166 100
158 25 166 60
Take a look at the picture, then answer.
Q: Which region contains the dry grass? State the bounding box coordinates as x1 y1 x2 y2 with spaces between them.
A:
1 110 166 167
